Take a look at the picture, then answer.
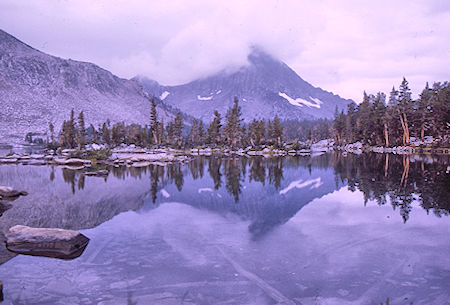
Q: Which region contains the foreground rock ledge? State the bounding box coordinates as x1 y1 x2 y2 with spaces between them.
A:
5 225 89 260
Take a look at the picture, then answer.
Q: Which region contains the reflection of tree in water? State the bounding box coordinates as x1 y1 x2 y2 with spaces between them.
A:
249 157 265 185
167 163 184 191
111 166 147 180
208 157 222 190
49 166 55 182
268 157 283 189
333 153 449 222
77 174 85 191
62 169 76 194
223 158 243 202
149 165 165 203
189 158 205 180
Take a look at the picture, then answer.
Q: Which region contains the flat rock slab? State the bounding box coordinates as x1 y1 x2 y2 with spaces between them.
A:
5 225 89 260
0 186 28 198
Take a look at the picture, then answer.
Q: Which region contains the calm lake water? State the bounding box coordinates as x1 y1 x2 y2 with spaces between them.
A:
0 153 449 305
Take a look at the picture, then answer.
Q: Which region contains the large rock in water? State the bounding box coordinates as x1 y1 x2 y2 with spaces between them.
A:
5 225 89 259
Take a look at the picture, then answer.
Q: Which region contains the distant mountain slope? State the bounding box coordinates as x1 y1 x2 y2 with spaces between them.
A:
0 29 178 145
136 47 354 122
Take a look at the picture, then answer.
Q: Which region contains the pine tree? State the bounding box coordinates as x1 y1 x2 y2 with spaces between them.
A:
198 121 206 146
77 111 86 149
345 103 356 144
88 124 98 143
150 99 159 145
224 98 243 148
173 112 183 148
248 119 258 147
208 110 222 146
188 119 199 147
272 116 283 147
61 109 76 148
166 122 174 145
430 82 450 139
158 119 165 145
356 92 373 144
332 106 345 145
385 86 402 146
398 77 412 145
111 122 126 145
101 122 111 145
372 92 387 146
415 82 433 140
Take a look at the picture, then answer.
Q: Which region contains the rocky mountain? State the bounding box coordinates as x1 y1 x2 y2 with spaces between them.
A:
136 47 354 123
0 29 179 145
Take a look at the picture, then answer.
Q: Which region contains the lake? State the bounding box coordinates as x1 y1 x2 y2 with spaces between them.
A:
0 153 449 305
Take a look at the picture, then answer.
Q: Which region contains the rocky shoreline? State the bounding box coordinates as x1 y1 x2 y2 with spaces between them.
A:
0 145 322 168
335 141 450 155
0 140 448 168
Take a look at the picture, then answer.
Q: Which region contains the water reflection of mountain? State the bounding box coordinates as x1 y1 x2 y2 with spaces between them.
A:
144 154 448 237
153 156 343 239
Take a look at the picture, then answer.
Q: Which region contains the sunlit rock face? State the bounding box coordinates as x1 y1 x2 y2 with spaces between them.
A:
0 29 179 145
137 47 354 123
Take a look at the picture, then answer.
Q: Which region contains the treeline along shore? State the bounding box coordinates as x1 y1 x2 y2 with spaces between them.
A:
332 79 449 149
14 78 450 160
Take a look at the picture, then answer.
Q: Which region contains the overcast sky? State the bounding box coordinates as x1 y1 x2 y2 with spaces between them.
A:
1 0 449 101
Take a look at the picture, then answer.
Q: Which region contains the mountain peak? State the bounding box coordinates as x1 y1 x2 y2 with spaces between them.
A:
138 49 354 122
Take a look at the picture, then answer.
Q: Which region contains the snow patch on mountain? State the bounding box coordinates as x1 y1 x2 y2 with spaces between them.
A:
216 90 222 94
309 97 323 105
197 95 213 101
160 91 170 100
278 92 321 109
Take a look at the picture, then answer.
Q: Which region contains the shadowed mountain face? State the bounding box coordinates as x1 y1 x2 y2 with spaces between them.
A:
136 48 354 122
0 29 179 145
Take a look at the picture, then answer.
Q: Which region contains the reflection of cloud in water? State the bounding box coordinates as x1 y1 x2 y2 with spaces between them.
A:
279 177 322 195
